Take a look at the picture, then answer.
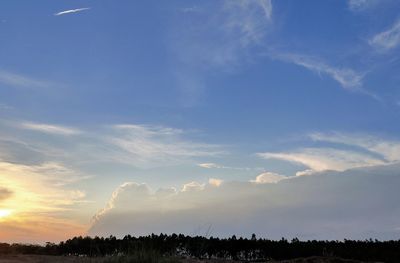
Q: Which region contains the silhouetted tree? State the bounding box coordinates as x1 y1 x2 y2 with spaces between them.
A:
0 234 400 262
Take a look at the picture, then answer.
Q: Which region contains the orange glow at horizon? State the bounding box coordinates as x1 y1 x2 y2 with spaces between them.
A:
0 160 90 243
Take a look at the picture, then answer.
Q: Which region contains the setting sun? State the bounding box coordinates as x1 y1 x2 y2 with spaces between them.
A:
0 209 12 219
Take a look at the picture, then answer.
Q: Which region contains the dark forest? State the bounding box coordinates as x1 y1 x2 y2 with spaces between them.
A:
1 234 400 262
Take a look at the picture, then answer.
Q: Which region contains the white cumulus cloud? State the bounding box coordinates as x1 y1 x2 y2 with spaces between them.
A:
182 181 205 192
251 172 286 184
90 163 400 240
208 178 223 187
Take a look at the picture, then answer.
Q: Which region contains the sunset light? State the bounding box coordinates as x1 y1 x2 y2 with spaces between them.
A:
0 209 12 219
1 1 400 262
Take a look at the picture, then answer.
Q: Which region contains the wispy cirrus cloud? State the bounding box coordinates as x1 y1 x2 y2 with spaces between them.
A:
369 19 400 52
0 161 90 189
258 0 273 20
8 120 222 168
0 70 50 89
347 0 381 11
198 163 222 169
20 122 82 136
197 162 262 171
272 53 364 91
23 162 92 187
174 0 273 70
108 124 222 167
258 132 400 176
268 52 383 100
223 0 273 47
175 0 385 104
0 103 13 111
180 6 201 13
170 0 274 106
54 7 91 16
309 132 400 163
222 0 272 50
258 148 385 173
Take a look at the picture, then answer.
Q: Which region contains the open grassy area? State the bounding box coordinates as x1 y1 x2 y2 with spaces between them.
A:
0 255 370 263
0 255 179 263
0 254 182 263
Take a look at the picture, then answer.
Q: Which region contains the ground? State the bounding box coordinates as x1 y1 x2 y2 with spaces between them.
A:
0 255 372 263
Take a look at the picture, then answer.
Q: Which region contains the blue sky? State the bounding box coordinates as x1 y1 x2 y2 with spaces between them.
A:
1 0 400 242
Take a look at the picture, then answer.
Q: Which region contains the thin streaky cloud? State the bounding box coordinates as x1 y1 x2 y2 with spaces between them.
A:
0 70 50 89
197 162 262 171
180 6 201 13
258 0 273 20
0 103 13 110
170 0 274 106
20 122 82 136
108 124 223 167
3 120 223 169
273 53 364 91
369 20 400 52
347 0 380 11
309 132 400 163
224 0 273 47
348 0 368 11
54 7 91 16
257 148 385 173
198 163 222 169
23 161 92 187
257 132 400 175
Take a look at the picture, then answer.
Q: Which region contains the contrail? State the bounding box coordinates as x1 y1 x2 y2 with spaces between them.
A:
54 7 90 16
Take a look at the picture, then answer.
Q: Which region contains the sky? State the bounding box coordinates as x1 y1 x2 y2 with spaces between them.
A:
1 0 400 243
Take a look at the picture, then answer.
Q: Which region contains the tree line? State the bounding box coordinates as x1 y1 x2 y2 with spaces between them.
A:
1 234 400 262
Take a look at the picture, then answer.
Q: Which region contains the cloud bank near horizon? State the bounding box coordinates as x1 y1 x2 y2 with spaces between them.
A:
90 163 400 240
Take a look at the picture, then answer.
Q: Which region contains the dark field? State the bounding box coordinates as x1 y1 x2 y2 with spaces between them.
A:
0 255 372 263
